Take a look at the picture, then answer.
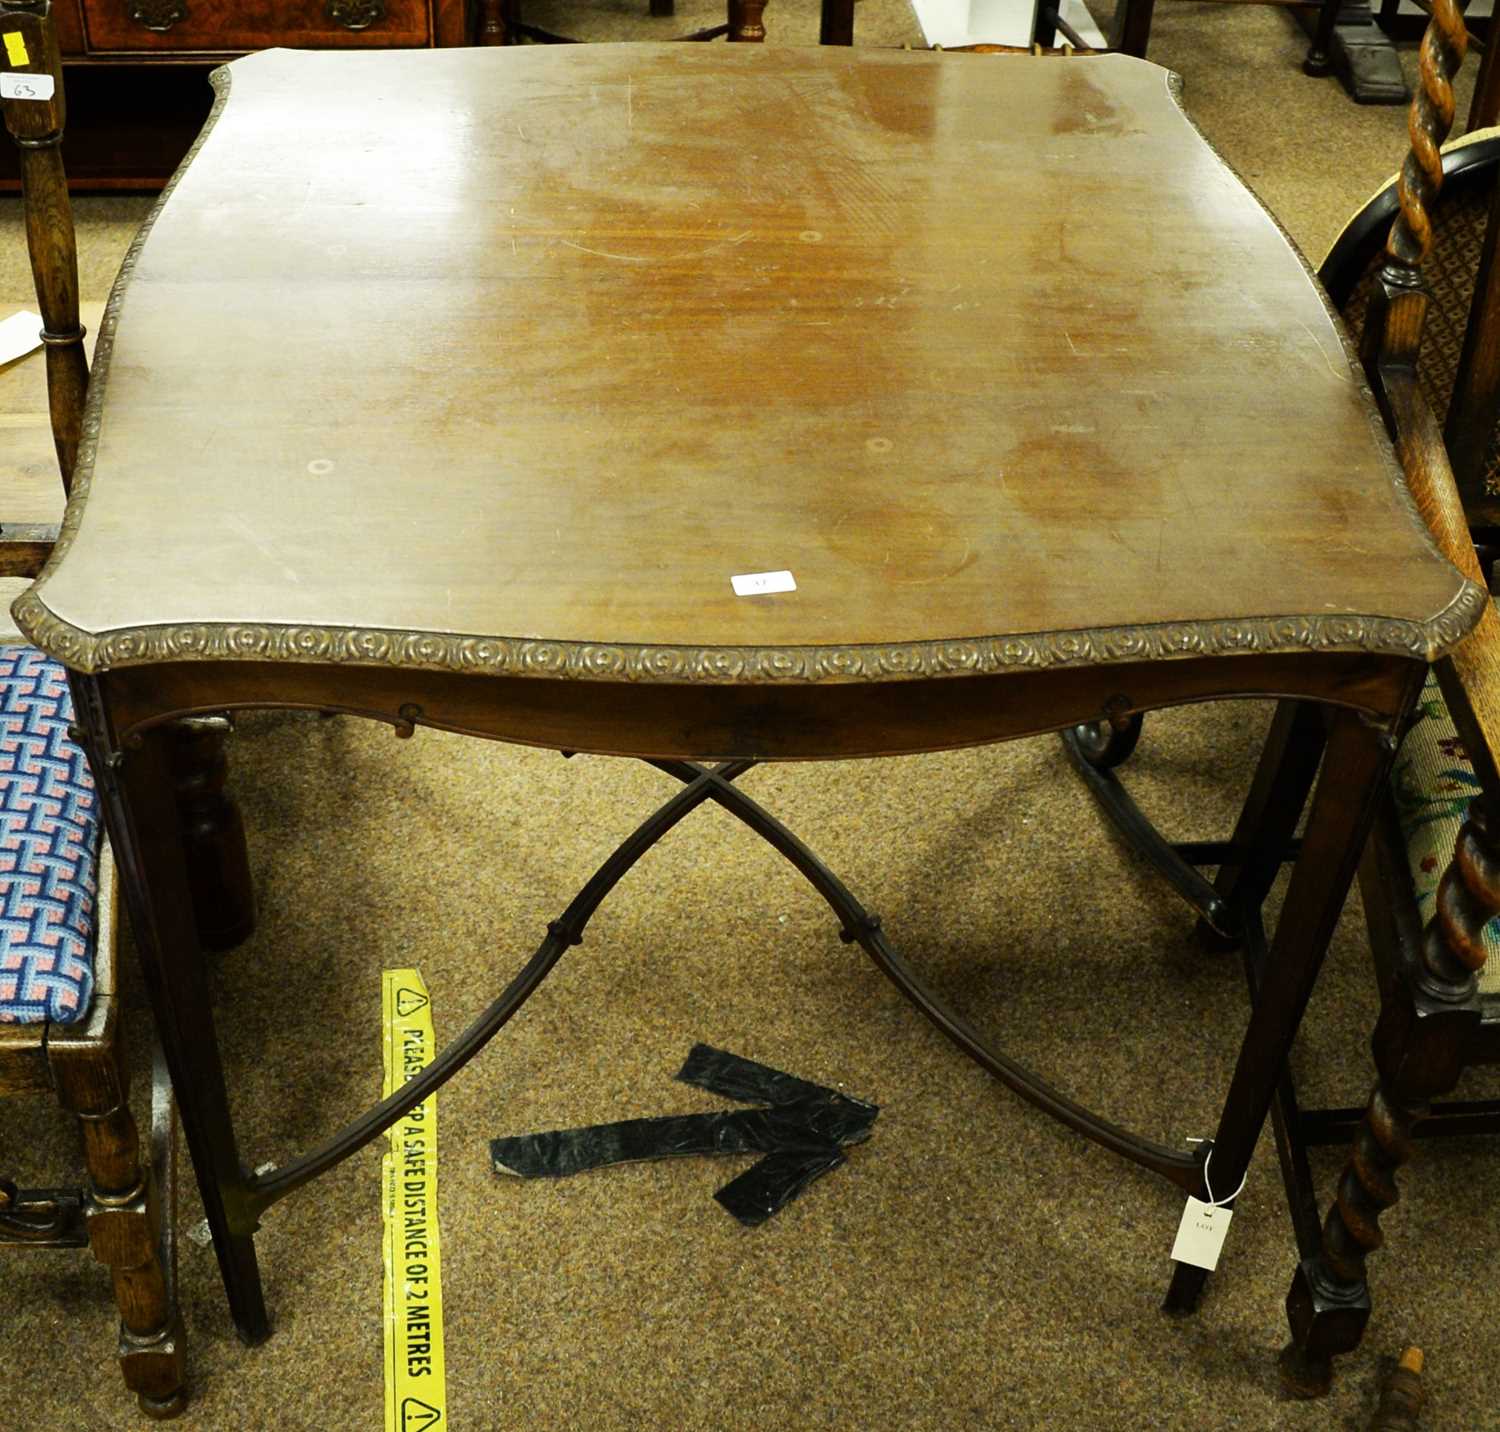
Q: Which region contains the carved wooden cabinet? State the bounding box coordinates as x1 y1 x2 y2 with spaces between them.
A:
1 0 476 188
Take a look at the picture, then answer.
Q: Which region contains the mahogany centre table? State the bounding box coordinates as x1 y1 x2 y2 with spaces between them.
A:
10 42 1484 1342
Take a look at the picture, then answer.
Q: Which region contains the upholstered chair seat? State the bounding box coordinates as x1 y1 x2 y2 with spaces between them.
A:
0 643 99 1026
1391 663 1500 998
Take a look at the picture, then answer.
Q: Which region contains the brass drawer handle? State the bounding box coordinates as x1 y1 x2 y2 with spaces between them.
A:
127 0 188 31
326 0 387 28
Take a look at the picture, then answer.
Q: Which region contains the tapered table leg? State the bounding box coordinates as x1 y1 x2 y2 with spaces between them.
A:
70 676 270 1344
1163 697 1413 1315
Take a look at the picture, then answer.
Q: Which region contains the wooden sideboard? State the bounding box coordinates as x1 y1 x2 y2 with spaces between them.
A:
43 0 474 53
1 0 482 189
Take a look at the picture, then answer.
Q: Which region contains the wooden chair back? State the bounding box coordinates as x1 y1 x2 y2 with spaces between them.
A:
1 13 195 1414
1323 131 1500 526
0 0 86 583
1354 0 1500 924
1280 0 1500 1397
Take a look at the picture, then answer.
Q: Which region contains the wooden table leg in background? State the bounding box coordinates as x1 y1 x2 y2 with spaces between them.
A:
477 0 506 44
820 0 855 45
1114 0 1156 58
1192 699 1327 954
167 718 255 955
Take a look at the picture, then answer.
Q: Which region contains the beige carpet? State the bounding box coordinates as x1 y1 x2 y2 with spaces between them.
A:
4 7 1499 1430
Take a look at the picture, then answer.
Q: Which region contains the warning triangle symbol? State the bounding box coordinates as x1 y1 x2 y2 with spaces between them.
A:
396 988 429 1018
401 1397 442 1432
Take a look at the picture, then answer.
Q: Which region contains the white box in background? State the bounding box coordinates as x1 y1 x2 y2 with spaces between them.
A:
908 0 1106 50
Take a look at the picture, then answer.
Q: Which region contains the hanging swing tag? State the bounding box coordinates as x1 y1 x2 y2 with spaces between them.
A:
1171 1196 1233 1271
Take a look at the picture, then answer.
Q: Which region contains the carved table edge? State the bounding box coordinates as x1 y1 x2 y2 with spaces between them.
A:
8 581 1486 684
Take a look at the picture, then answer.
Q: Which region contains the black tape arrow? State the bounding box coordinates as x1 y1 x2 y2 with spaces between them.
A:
490 1044 878 1226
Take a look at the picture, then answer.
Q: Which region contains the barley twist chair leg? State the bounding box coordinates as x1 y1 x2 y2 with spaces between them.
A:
1281 805 1498 1395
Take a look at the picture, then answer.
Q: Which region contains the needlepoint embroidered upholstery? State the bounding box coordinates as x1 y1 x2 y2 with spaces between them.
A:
1391 666 1500 997
0 644 99 1024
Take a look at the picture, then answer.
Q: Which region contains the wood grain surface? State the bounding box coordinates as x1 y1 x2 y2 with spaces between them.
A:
16 45 1476 677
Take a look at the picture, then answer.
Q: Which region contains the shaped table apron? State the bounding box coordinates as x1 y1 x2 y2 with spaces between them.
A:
63 647 1421 1303
85 647 1420 760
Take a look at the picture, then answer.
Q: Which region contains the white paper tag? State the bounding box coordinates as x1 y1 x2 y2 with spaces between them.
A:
731 569 796 597
1 72 55 101
1170 1196 1233 1271
0 308 43 366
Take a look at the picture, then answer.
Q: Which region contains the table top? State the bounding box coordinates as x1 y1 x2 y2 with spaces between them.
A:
14 44 1482 685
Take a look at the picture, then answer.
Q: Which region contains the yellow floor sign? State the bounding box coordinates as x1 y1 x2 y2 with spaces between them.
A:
382 970 449 1432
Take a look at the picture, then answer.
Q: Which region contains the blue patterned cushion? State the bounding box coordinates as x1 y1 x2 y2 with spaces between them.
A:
0 644 99 1024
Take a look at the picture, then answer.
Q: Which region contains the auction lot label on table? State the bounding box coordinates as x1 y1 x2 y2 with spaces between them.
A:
382 969 449 1432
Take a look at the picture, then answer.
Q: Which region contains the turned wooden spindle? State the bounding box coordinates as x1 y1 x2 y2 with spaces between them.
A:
727 0 767 41
1386 0 1469 277
1370 1347 1426 1431
1430 807 1500 980
1357 0 1468 395
1282 803 1500 1397
51 1026 187 1418
0 0 87 490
